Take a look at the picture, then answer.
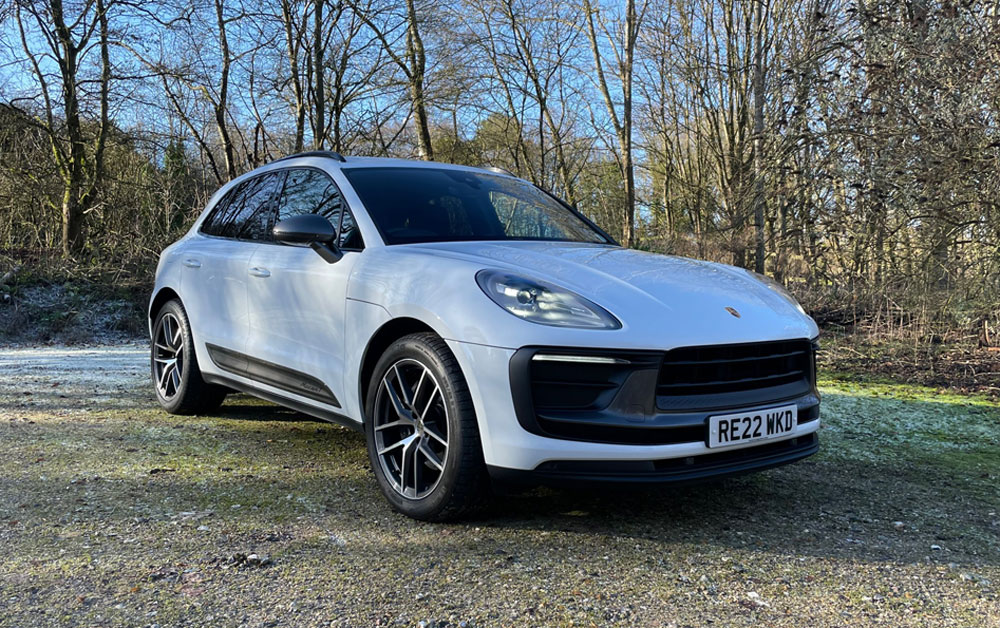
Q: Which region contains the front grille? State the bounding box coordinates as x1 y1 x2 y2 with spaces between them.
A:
656 339 814 412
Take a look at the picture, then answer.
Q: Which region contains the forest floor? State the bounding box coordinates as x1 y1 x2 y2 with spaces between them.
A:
820 332 1000 398
0 344 997 627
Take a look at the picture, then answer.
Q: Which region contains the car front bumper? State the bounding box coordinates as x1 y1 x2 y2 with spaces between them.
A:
447 339 822 476
487 431 818 488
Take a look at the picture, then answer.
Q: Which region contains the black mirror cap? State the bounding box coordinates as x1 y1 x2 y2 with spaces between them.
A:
273 214 336 245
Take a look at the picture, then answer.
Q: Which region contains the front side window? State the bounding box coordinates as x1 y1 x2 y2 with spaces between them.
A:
341 167 608 245
274 168 364 250
201 173 283 241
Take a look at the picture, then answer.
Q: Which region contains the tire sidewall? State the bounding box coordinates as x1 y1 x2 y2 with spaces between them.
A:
364 335 474 519
151 300 196 414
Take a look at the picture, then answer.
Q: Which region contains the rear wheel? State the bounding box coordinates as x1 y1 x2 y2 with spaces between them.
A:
151 299 227 415
365 332 489 521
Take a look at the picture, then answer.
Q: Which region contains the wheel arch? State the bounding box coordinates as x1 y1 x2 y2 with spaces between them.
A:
358 317 440 419
149 287 181 335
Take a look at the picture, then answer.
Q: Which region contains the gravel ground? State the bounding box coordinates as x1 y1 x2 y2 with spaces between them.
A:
0 344 997 627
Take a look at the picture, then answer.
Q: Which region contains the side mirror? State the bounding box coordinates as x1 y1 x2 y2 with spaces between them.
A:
273 214 342 263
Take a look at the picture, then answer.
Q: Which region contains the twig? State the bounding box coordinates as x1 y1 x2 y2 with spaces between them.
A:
0 264 22 288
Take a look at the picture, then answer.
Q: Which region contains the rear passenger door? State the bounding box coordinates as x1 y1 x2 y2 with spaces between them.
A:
244 167 364 412
183 172 282 368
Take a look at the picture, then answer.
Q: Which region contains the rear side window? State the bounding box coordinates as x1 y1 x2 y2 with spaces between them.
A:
201 173 283 241
274 168 364 250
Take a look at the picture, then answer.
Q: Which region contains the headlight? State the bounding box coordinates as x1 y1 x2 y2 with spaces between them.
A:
475 269 621 329
747 270 806 315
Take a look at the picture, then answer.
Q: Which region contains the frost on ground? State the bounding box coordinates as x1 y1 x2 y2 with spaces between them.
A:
0 283 146 345
0 344 997 627
0 343 147 412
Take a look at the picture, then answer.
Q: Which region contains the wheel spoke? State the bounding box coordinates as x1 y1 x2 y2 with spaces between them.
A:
419 385 440 420
411 368 427 407
378 432 416 456
419 441 444 471
375 418 413 432
423 423 448 448
403 436 421 498
158 362 174 393
382 374 410 419
393 364 413 406
162 317 173 348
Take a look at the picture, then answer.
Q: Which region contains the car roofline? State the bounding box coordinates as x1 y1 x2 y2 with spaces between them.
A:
270 152 520 179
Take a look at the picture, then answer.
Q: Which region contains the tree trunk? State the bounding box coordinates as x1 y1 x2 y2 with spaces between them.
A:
214 0 237 179
312 0 326 149
751 0 767 274
405 0 433 160
584 0 640 247
621 0 636 248
280 0 306 152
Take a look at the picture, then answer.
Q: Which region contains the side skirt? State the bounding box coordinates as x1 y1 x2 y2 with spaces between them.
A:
205 343 341 408
203 372 363 434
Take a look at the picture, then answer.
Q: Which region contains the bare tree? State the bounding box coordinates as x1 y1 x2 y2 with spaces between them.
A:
14 0 113 257
350 0 434 160
581 0 646 247
278 0 309 151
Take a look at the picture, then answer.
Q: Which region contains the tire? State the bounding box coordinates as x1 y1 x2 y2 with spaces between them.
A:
365 332 489 521
151 299 228 415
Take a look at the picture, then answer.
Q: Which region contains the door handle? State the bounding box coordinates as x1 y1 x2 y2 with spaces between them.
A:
248 267 271 278
183 258 201 268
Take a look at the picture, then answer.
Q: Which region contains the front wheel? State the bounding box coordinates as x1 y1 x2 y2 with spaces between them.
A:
151 299 227 415
365 332 489 521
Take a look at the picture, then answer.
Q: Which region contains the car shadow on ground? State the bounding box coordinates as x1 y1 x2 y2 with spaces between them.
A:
214 402 332 424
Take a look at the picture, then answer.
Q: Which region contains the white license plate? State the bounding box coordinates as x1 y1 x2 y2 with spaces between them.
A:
708 404 797 448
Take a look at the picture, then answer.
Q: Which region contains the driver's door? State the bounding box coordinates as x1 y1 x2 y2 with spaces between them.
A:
244 167 364 411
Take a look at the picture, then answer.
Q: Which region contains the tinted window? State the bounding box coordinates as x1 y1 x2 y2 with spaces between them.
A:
201 173 283 241
338 207 362 249
275 168 344 223
274 168 363 250
200 186 241 236
342 167 607 245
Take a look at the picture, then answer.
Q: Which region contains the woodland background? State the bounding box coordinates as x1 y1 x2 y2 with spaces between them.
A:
1 0 999 357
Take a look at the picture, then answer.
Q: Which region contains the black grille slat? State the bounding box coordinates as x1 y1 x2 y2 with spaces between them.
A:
532 380 618 390
656 369 805 389
657 339 812 403
664 349 805 366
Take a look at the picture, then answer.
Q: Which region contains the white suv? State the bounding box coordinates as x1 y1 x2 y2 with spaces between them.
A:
150 152 821 520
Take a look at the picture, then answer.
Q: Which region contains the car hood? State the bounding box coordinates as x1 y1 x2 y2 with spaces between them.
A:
407 240 817 341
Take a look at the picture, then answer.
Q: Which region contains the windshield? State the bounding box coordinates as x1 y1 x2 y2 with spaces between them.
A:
342 167 609 245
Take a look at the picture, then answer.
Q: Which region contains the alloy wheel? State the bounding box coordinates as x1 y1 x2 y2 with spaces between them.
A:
373 359 450 499
153 312 184 400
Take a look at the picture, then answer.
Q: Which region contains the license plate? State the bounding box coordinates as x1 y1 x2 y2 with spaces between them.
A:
708 404 797 448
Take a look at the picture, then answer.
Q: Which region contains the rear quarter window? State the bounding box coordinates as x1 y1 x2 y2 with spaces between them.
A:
200 173 284 241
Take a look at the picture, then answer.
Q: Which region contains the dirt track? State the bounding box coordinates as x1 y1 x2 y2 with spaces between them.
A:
0 343 147 409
